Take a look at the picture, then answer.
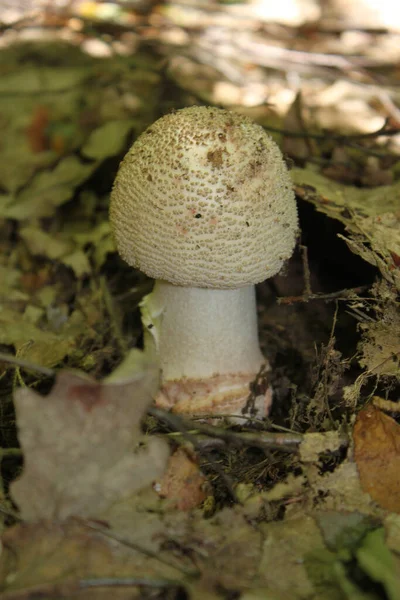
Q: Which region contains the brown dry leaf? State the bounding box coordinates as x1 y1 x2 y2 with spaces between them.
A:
11 368 168 521
353 404 400 513
0 517 181 600
156 448 208 511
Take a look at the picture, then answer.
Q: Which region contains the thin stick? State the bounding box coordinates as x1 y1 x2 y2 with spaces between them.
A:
148 407 240 501
83 520 199 578
264 119 398 140
81 577 180 589
277 285 369 305
300 245 312 298
0 352 54 377
149 407 349 454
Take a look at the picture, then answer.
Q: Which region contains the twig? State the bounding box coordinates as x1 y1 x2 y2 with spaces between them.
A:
81 577 181 589
0 576 183 600
149 407 349 454
277 285 369 305
300 245 312 297
264 119 399 141
321 305 339 427
83 520 199 578
0 352 54 377
345 140 397 159
191 414 297 433
148 407 239 501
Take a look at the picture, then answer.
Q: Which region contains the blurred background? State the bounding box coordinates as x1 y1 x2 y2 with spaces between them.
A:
2 0 400 154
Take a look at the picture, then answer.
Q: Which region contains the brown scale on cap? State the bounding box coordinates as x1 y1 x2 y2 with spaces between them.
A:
110 106 298 290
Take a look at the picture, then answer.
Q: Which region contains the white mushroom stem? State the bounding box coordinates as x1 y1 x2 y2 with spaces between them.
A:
142 281 272 418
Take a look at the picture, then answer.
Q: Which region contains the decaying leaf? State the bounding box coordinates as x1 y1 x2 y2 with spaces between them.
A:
0 516 181 599
305 460 379 515
11 366 168 520
0 307 90 368
358 300 400 378
291 167 400 287
299 431 344 463
2 156 100 220
156 448 208 511
179 506 263 590
259 515 327 598
315 511 376 554
353 404 400 513
20 225 75 260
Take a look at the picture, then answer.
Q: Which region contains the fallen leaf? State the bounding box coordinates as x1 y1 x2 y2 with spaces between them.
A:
0 307 90 368
299 431 344 463
189 507 262 590
0 66 90 95
0 517 181 599
157 448 208 511
11 366 168 520
20 225 74 260
353 404 400 513
305 460 378 515
315 511 376 554
358 302 400 377
259 515 327 599
356 528 400 600
3 156 100 220
61 249 92 277
81 119 136 160
291 168 400 287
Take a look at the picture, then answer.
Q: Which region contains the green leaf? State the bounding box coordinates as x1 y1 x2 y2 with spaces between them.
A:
81 120 135 160
356 528 400 600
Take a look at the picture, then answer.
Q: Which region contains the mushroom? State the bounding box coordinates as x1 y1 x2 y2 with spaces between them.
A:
110 106 298 420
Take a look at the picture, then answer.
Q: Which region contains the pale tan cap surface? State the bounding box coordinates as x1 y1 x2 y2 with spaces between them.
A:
110 106 298 289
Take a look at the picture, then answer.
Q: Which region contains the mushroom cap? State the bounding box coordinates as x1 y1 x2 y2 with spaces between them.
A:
110 106 298 289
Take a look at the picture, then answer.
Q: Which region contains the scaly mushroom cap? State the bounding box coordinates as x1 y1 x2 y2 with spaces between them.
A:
110 106 298 289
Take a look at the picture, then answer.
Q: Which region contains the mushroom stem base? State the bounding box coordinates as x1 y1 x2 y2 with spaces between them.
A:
155 366 272 423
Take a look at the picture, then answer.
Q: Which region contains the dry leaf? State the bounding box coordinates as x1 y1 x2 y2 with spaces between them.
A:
304 460 378 515
0 307 92 368
353 404 400 513
258 515 325 598
156 448 208 511
0 517 180 599
358 302 400 377
291 168 400 287
299 431 344 463
11 368 168 521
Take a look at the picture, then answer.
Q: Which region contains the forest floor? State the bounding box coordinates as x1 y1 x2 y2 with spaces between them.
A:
0 1 399 599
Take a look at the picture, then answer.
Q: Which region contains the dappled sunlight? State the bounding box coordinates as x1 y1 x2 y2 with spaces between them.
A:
0 2 400 599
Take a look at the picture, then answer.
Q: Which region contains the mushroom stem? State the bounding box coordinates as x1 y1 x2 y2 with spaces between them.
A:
150 280 264 379
143 281 272 418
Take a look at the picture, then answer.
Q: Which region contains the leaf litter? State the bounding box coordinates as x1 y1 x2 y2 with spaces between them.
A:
0 13 399 600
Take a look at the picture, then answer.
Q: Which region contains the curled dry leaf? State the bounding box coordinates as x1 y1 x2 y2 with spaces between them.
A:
291 168 400 288
353 404 400 514
11 367 169 521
